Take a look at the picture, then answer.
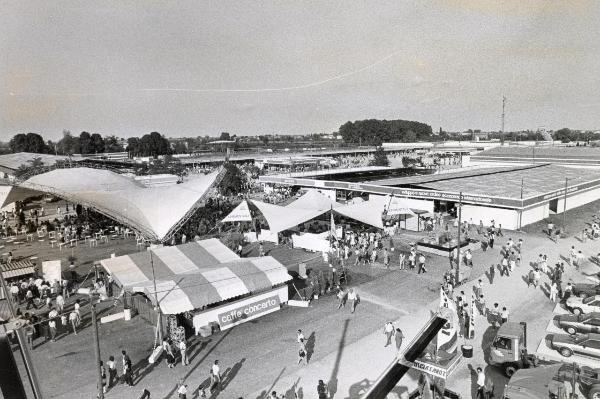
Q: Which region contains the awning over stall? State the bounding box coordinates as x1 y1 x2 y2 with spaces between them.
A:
249 200 328 233
1 260 36 279
100 238 291 314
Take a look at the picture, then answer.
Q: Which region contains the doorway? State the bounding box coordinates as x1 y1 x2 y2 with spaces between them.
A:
549 198 558 214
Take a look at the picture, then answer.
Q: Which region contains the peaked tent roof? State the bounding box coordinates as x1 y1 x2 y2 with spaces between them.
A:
222 200 253 222
17 167 223 241
286 189 341 211
249 199 329 233
333 195 388 229
100 238 291 314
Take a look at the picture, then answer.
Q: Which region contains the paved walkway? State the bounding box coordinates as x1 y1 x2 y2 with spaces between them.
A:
246 227 600 399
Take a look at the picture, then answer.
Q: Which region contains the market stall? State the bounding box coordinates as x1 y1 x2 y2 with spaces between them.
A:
100 238 292 335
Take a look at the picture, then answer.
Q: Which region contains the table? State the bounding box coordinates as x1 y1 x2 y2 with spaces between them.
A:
50 240 57 247
88 238 98 247
58 242 65 250
69 239 78 247
100 235 108 243
26 234 34 241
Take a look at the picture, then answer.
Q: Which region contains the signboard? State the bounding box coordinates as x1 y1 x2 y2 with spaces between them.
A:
222 200 252 222
412 359 448 379
217 295 280 329
42 260 62 284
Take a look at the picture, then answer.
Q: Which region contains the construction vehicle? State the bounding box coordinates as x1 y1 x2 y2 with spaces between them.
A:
503 362 600 399
488 322 540 377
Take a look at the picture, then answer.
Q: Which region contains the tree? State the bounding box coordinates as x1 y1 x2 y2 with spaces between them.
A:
104 135 123 152
369 146 390 167
553 128 572 143
79 131 92 154
9 133 49 153
339 119 433 145
219 132 231 141
219 163 245 195
56 130 80 155
126 137 141 157
90 133 105 153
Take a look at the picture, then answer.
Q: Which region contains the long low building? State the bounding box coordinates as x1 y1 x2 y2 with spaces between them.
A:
260 164 600 230
471 146 600 169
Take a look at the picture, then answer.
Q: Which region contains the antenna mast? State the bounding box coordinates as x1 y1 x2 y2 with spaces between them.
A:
501 96 506 134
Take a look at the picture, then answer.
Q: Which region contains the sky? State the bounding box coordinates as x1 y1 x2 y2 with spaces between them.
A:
1 1 600 139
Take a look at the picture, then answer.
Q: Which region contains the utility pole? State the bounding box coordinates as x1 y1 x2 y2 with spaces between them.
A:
150 252 163 343
91 302 104 399
0 268 43 399
562 178 569 235
518 178 524 230
455 192 462 285
501 96 506 139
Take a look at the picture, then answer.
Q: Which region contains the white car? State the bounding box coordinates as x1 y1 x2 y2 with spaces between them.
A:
567 295 600 315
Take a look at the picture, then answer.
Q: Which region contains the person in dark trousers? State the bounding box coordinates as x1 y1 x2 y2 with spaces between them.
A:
489 264 495 284
122 350 133 386
394 328 405 352
139 389 151 399
317 380 329 399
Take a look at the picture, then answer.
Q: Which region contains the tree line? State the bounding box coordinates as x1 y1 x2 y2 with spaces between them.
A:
7 131 172 157
339 119 433 146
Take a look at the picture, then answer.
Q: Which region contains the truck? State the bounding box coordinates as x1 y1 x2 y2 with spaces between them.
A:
503 362 600 399
488 321 539 377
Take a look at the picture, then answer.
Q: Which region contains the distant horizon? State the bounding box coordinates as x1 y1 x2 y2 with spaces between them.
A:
3 2 600 140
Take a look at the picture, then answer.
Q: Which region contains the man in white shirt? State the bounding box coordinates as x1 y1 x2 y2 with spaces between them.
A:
476 367 485 399
179 339 188 366
296 329 305 343
383 322 395 347
177 381 188 399
210 360 221 393
347 289 358 313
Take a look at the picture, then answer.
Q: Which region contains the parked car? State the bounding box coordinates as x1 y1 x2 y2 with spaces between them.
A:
567 295 600 315
557 312 600 334
550 333 600 358
572 283 600 298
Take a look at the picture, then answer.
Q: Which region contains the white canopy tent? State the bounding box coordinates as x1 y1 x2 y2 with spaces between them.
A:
222 200 253 222
9 167 224 242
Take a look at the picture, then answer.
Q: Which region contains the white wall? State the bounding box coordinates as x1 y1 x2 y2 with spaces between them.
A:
461 204 519 230
563 187 600 211
520 203 549 227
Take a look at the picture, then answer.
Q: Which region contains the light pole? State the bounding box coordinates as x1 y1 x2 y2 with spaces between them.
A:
455 192 463 285
149 252 163 343
562 177 569 235
91 301 104 399
518 178 524 230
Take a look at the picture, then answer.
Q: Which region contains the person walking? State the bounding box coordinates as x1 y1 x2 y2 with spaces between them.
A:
48 319 57 342
489 264 495 284
532 268 541 288
500 256 509 277
394 328 405 351
122 350 133 387
569 246 577 267
107 355 118 389
317 380 330 399
297 329 305 343
69 310 78 334
398 252 406 270
347 289 358 313
500 307 509 324
163 338 175 368
383 248 389 269
177 380 188 399
56 294 65 314
179 339 188 366
383 321 394 347
336 287 346 309
210 360 222 393
550 282 558 302
417 253 427 274
476 367 486 399
297 338 307 365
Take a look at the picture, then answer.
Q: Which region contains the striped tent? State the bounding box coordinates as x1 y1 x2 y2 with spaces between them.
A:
1 260 36 279
100 238 291 314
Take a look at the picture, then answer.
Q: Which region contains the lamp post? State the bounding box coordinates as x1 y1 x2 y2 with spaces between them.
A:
91 301 104 399
455 192 462 285
562 178 569 235
149 252 163 343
